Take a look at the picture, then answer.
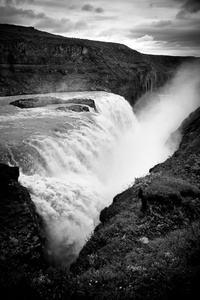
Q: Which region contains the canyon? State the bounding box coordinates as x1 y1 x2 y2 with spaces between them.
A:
0 24 200 300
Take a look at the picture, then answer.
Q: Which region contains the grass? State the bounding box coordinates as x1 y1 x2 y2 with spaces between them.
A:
68 220 200 300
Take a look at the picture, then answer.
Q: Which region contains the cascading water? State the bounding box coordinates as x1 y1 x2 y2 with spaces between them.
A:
0 62 199 267
7 92 141 267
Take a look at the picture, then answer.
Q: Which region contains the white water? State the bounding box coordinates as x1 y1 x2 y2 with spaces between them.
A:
0 61 199 267
17 93 139 266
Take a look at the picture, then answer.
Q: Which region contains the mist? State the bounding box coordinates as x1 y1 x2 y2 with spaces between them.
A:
129 61 200 177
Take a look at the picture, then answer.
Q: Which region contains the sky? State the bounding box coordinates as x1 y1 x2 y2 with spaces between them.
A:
0 0 200 56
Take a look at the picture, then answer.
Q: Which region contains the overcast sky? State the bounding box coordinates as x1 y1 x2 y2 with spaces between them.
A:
0 0 200 56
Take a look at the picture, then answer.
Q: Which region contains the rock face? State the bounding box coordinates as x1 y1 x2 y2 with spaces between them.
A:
0 163 46 264
0 24 194 105
0 163 48 297
0 163 19 184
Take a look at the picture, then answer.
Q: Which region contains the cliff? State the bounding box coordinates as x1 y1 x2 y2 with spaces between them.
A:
0 24 193 105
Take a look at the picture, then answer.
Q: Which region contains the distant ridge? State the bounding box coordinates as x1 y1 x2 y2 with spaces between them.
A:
0 24 196 104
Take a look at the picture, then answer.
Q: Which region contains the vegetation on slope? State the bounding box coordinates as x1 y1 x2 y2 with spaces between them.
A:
69 173 200 299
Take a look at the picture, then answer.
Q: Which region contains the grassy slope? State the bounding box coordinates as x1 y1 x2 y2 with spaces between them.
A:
67 107 200 299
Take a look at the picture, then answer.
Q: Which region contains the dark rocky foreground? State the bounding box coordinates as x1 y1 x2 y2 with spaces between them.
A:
1 105 200 299
0 164 47 298
0 24 195 105
0 164 46 264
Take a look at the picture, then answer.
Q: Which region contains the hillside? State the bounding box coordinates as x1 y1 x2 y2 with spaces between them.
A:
0 24 193 105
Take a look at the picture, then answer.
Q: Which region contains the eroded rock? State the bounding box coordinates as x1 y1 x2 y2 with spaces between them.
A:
57 104 90 113
0 164 47 268
0 163 19 186
65 98 97 111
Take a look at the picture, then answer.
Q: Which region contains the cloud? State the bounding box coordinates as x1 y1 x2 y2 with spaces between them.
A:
0 3 87 34
0 4 45 23
68 5 77 10
137 35 154 42
82 3 93 11
1 0 78 10
151 20 172 27
95 7 104 13
35 17 88 33
177 0 200 17
128 17 200 55
148 0 183 9
82 3 104 13
3 0 34 5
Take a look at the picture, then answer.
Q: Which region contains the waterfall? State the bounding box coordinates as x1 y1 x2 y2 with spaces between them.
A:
18 93 140 267
5 61 199 267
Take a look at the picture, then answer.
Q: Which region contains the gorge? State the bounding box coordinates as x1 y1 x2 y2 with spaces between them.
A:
0 24 200 300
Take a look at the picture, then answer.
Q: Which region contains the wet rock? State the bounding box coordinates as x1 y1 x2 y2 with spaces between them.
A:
99 207 110 223
9 96 65 108
0 163 47 272
138 187 148 212
66 98 97 111
57 104 90 113
0 163 19 186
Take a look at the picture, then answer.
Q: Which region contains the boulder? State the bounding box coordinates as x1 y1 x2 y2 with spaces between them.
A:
57 104 90 113
0 163 19 186
65 98 97 111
